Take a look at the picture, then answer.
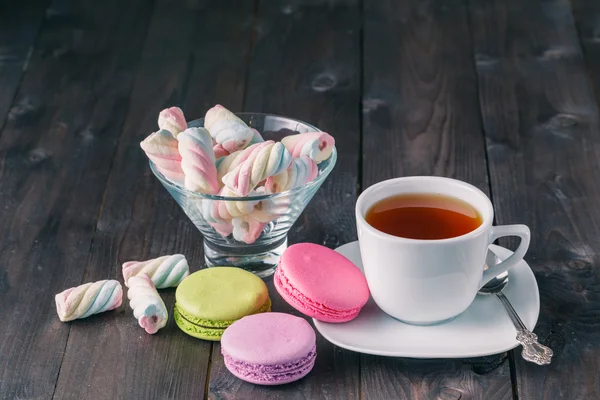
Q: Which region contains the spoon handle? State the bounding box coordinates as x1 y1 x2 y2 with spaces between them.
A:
496 292 553 365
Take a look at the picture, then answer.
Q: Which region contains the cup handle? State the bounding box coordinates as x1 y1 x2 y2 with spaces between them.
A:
480 225 531 288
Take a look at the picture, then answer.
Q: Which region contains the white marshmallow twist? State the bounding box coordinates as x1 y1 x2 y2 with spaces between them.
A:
122 254 189 289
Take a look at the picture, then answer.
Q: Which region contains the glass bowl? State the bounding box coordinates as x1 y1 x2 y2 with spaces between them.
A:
149 113 337 277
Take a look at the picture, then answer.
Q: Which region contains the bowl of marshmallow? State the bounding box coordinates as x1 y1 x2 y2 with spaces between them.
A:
141 105 336 277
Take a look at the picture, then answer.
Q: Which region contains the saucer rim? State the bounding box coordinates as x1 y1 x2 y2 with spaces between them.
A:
313 242 540 358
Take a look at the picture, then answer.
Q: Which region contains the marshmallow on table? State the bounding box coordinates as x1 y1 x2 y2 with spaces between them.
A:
178 127 219 194
55 280 122 322
140 129 185 184
281 132 335 164
222 141 292 196
127 274 168 334
158 106 187 138
204 105 254 152
232 214 266 244
122 254 189 289
265 156 318 193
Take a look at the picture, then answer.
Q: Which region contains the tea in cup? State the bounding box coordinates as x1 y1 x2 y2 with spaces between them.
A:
355 176 530 325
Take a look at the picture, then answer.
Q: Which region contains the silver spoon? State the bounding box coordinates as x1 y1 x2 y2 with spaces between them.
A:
479 250 553 365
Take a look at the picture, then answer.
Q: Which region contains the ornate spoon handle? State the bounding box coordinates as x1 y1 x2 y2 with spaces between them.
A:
496 292 553 365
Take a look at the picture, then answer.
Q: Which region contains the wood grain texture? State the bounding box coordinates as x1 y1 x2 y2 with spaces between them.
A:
51 0 256 399
207 0 362 398
0 0 153 398
467 0 600 398
361 0 512 399
0 0 48 132
571 0 600 104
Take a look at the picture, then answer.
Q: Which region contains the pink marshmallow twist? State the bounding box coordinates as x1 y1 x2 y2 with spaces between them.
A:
248 128 264 145
196 196 234 238
215 187 259 219
55 280 122 322
213 129 261 160
178 127 219 194
221 141 292 196
213 143 230 159
281 132 335 164
232 214 266 244
265 156 318 193
140 129 185 184
122 254 189 289
205 104 254 152
127 274 168 334
158 106 187 138
216 147 254 185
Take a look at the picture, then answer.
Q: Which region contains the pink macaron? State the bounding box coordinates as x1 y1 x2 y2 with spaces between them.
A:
221 312 316 385
274 243 370 323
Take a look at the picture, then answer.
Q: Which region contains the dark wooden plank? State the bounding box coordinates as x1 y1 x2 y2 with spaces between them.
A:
0 0 48 131
0 0 153 398
51 0 256 398
571 0 600 105
467 0 600 398
207 0 362 398
360 0 513 398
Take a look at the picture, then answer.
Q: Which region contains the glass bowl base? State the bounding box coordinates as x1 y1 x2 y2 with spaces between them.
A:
203 237 288 278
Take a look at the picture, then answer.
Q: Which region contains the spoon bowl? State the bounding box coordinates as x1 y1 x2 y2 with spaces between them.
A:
479 252 509 294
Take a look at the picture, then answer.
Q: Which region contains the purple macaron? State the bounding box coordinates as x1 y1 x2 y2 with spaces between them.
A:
221 312 317 385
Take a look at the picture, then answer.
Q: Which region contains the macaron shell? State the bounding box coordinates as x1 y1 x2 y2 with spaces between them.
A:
175 267 269 321
274 270 360 323
221 313 317 385
278 243 369 311
223 349 316 385
173 306 226 341
221 312 315 365
174 297 272 341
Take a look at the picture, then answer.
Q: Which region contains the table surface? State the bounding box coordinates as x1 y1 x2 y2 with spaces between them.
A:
1 0 599 399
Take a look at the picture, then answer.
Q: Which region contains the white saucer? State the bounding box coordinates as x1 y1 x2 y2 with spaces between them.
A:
313 242 540 358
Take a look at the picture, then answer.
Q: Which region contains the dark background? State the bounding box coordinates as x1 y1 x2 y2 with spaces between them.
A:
1 0 599 399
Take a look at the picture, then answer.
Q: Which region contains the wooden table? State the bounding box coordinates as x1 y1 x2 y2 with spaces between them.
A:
1 0 599 398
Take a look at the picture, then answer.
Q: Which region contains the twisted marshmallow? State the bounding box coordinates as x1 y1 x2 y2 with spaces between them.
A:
216 146 255 185
55 280 122 322
216 141 276 187
222 141 292 196
215 187 257 219
250 186 290 222
232 214 266 244
178 127 219 194
248 128 264 145
281 132 335 164
204 105 253 152
198 198 234 237
213 143 230 159
140 129 185 183
127 275 168 334
122 254 189 289
265 156 318 193
158 107 187 138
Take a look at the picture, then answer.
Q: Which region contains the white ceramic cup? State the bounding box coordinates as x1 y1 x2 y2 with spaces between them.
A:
355 176 530 325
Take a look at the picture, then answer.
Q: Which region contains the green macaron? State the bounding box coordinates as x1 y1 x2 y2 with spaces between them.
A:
174 267 271 341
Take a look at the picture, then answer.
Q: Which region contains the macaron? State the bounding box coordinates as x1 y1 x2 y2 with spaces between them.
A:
274 243 369 322
221 312 316 385
174 267 271 341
